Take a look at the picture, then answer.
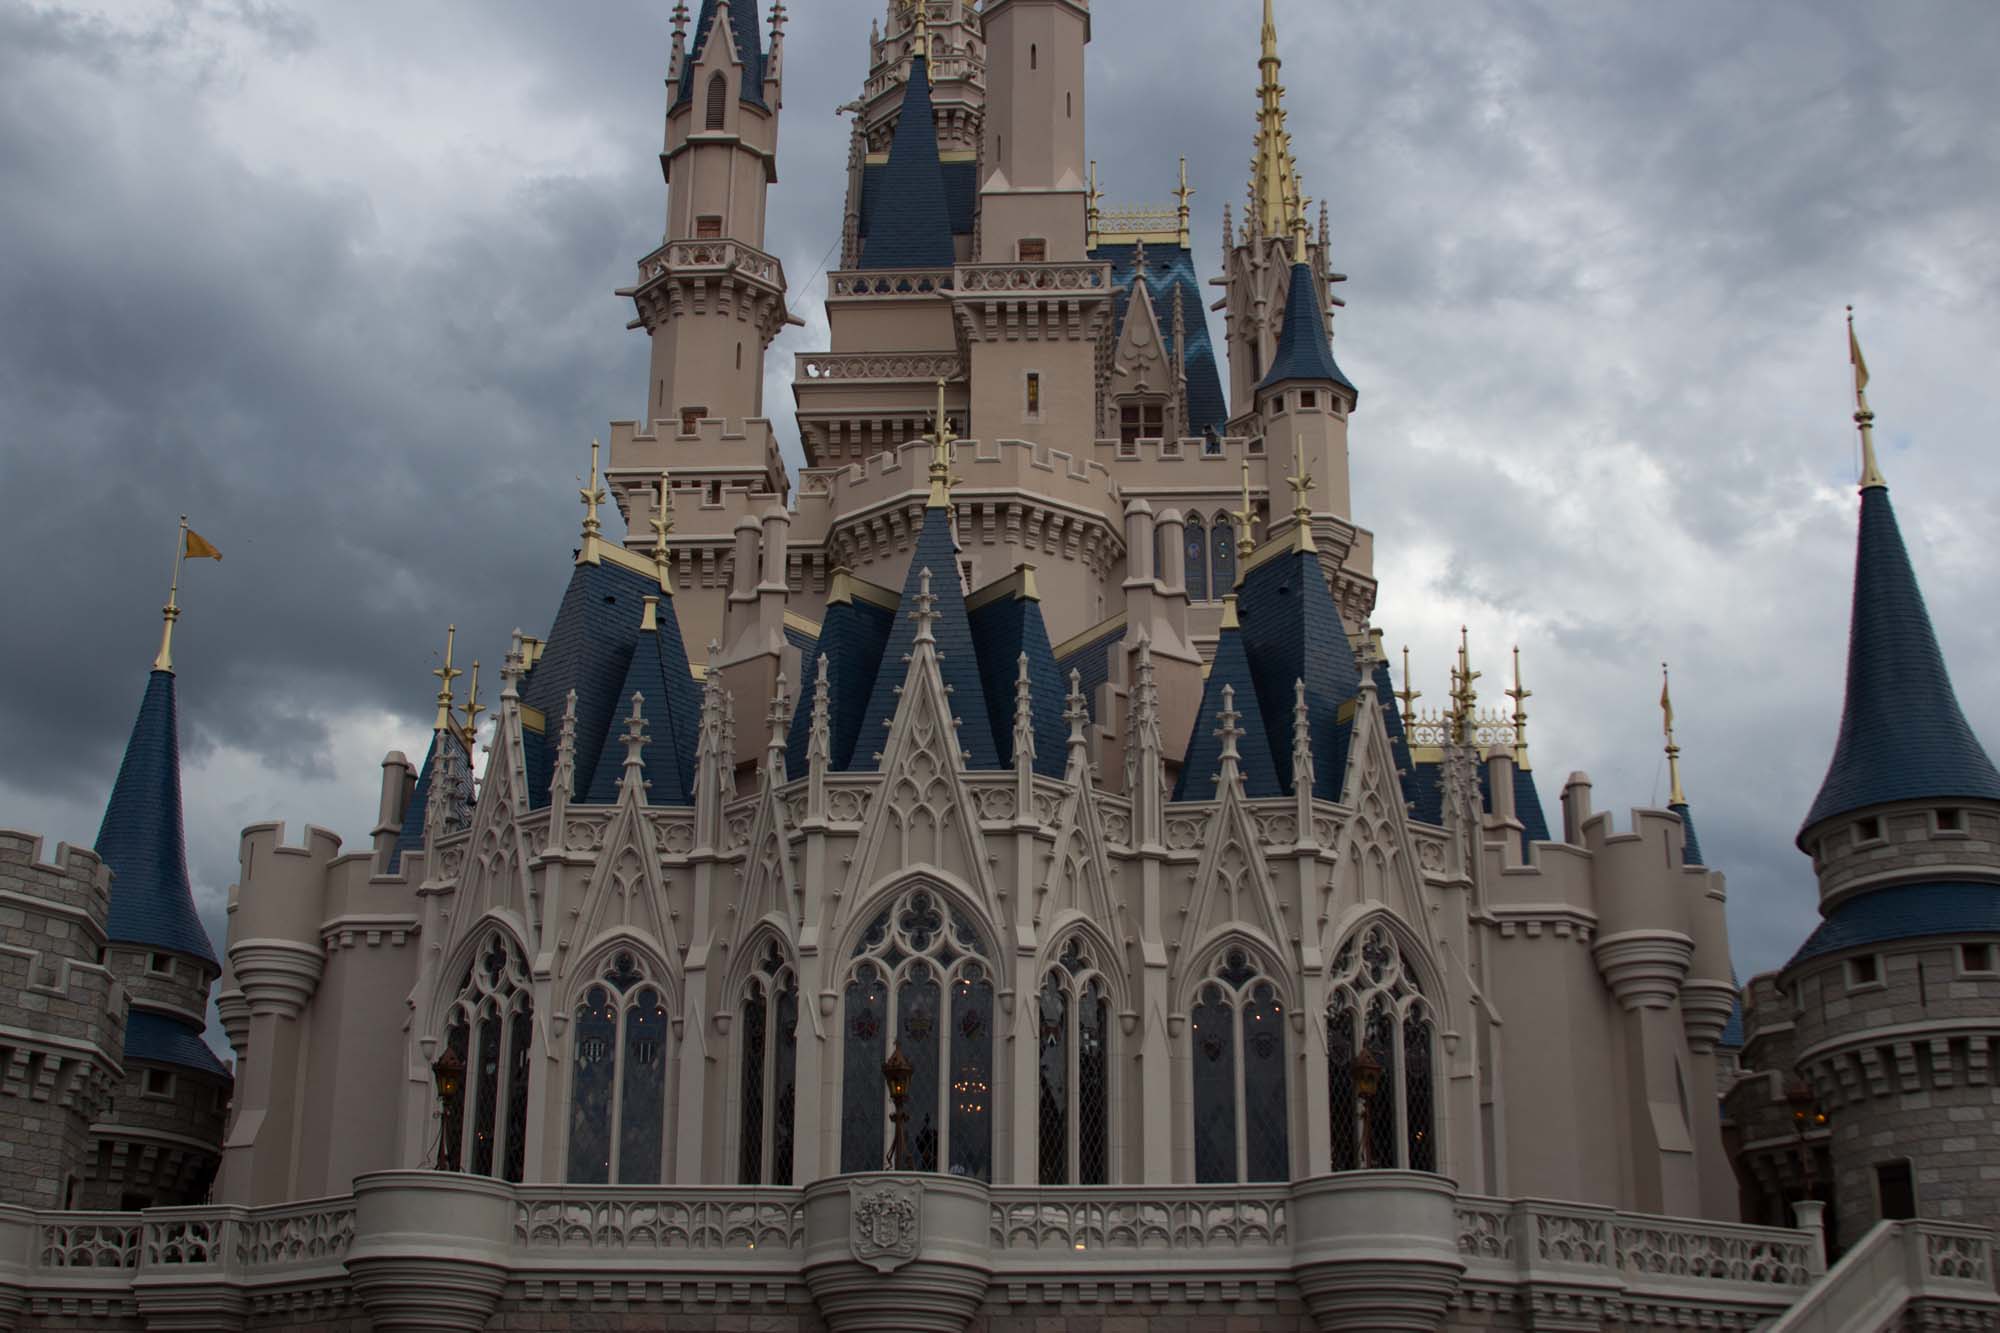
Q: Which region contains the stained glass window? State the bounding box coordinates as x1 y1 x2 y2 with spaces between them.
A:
1192 948 1288 1182
1184 518 1210 602
739 985 768 1184
562 952 671 1184
1211 518 1237 592
1038 938 1112 1184
840 887 996 1178
440 930 532 1181
1326 922 1438 1173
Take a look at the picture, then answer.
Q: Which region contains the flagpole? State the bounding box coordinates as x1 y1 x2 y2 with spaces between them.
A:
154 515 187 672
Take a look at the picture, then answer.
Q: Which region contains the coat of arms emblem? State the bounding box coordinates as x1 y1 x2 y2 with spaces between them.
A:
850 1179 921 1273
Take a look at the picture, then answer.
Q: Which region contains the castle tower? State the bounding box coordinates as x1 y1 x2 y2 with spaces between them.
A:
976 0 1089 263
625 0 790 475
1785 324 2000 1247
83 606 229 1208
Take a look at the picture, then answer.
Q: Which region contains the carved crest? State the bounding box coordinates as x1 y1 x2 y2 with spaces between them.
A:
849 1179 921 1273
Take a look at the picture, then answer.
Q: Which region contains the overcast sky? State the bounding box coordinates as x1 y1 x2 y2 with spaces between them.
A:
3 0 1998 1026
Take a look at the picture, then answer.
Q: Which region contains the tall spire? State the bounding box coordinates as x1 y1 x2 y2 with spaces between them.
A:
1848 306 1886 490
1232 460 1260 566
1507 645 1531 765
152 517 221 673
929 376 957 508
95 643 217 968
1660 662 1686 807
1800 436 2000 838
432 624 461 733
858 42 955 269
1251 0 1304 240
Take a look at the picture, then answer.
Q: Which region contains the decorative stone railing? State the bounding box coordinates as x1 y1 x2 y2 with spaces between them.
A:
954 262 1110 294
634 239 782 287
796 352 963 383
0 1178 1898 1333
827 269 955 299
1763 1217 1999 1333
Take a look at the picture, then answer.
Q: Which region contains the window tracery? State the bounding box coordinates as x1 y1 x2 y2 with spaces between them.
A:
1037 937 1111 1184
565 949 670 1184
439 928 533 1182
839 887 994 1179
1190 946 1288 1183
738 938 799 1186
1183 516 1210 602
1326 922 1437 1172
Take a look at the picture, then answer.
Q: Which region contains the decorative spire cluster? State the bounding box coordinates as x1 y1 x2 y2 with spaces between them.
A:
432 624 462 734
1506 646 1531 764
1232 460 1260 566
928 377 958 507
1250 0 1305 240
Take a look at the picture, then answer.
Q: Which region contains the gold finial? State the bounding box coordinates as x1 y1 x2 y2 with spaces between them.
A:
1231 460 1260 566
1661 661 1686 806
1220 593 1240 630
1253 0 1303 239
928 377 957 507
460 661 486 748
912 0 930 68
1087 160 1102 249
432 624 462 734
1396 645 1421 719
1286 183 1311 263
650 472 674 562
1452 626 1481 747
155 515 187 672
1174 156 1195 248
1848 305 1885 490
579 438 606 540
1286 437 1318 551
1506 644 1531 764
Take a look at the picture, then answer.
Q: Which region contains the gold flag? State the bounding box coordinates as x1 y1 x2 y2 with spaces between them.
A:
1849 320 1869 394
184 528 222 561
1659 672 1674 732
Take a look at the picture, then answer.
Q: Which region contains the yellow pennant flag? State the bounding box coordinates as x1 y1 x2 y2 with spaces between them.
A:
1849 318 1869 394
1659 670 1674 733
184 527 222 561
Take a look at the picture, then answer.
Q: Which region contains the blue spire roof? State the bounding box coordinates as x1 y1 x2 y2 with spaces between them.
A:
967 583 1069 778
583 608 700 806
1671 801 1706 866
785 594 896 775
1800 485 2000 840
390 728 469 874
94 670 217 969
125 1008 228 1079
1236 546 1363 801
1093 241 1230 436
1257 262 1354 396
1789 881 2000 966
858 58 957 270
853 505 1001 771
1176 619 1282 800
673 0 767 112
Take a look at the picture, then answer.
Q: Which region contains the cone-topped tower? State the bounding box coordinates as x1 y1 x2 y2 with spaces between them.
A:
1778 316 2000 1250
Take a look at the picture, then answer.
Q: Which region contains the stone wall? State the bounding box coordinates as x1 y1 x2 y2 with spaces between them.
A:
0 833 123 1210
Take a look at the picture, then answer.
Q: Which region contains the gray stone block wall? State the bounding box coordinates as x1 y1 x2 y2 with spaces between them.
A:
0 832 124 1210
1809 804 2000 906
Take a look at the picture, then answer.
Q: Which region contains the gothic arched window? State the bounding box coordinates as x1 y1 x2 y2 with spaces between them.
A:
1190 947 1288 1183
1210 516 1237 593
1037 937 1111 1184
739 939 799 1186
1184 516 1210 602
439 929 534 1182
1326 922 1436 1172
705 72 729 131
839 887 995 1179
565 951 670 1184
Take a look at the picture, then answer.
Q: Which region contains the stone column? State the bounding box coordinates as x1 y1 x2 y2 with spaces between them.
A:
344 1170 514 1333
1291 1172 1465 1331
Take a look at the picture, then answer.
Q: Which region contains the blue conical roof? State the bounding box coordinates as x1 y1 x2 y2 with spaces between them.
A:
1236 546 1363 801
1671 802 1706 866
584 609 699 806
967 585 1068 778
785 595 896 776
1800 485 2000 841
1176 620 1282 800
95 670 217 968
853 505 1001 771
859 58 957 270
674 0 767 111
1258 262 1354 395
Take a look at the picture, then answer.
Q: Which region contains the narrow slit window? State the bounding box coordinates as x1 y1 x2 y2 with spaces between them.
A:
705 72 728 130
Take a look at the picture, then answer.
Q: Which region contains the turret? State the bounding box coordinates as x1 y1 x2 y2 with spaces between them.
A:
978 0 1091 262
1255 255 1356 533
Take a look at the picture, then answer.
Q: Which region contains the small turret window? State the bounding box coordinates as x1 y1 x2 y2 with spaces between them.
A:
1024 371 1042 418
1963 943 1995 974
696 215 723 240
1854 816 1883 844
1937 808 1963 833
1300 390 1318 409
1030 43 1037 70
705 72 728 130
1018 238 1046 262
1847 954 1881 988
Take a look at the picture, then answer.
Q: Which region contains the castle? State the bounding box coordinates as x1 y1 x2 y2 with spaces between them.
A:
1 3 1996 1331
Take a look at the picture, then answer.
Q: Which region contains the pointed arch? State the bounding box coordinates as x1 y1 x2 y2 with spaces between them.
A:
560 938 674 1185
1032 927 1117 1185
1184 934 1291 1183
705 71 728 130
1325 912 1442 1175
431 919 534 1182
564 928 680 1011
729 932 800 1186
1177 925 1295 1013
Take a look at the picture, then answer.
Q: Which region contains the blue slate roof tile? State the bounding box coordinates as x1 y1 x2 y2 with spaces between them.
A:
673 0 767 112
1789 882 2000 966
94 671 218 968
786 596 896 776
391 728 469 874
519 558 669 807
1093 241 1230 436
1801 485 2000 839
784 624 819 659
1176 622 1283 800
861 160 977 243
1718 990 1745 1050
1054 622 1126 725
124 1009 228 1079
1257 261 1355 396
858 57 957 270
582 612 700 807
1671 801 1706 866
853 507 1001 770
967 590 1069 778
1235 547 1361 801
